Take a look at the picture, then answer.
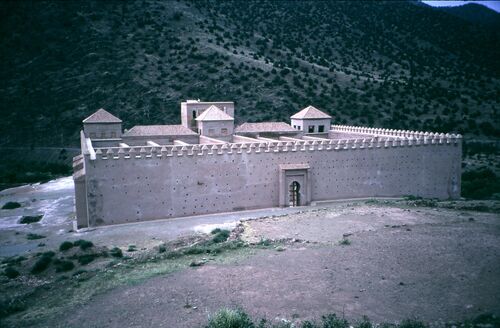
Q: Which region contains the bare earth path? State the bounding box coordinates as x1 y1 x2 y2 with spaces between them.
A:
55 206 500 328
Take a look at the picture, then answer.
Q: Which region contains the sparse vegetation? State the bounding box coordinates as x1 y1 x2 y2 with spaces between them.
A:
1 201 21 210
26 233 46 240
339 238 351 246
19 215 43 224
127 245 137 252
257 238 272 246
158 244 167 253
404 196 438 208
398 319 427 328
1 256 26 265
0 159 72 187
202 309 436 328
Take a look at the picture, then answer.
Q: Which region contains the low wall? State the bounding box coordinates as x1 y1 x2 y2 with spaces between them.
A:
81 133 462 226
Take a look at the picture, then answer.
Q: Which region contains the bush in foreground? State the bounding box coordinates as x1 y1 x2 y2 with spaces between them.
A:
206 308 254 328
203 309 437 328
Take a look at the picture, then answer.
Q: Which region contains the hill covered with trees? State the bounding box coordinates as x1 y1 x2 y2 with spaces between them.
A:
0 0 499 147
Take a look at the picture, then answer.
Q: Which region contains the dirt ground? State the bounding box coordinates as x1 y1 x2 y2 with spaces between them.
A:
37 203 500 328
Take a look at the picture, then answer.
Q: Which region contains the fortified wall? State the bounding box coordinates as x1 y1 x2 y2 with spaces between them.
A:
75 126 462 227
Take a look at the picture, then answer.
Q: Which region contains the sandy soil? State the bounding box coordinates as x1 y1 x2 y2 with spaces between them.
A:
51 205 500 328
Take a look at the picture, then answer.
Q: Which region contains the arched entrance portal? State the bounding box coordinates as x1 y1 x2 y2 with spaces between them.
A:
289 181 301 207
279 164 309 208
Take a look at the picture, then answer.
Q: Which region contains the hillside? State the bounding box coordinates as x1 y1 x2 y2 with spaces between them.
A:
0 0 499 148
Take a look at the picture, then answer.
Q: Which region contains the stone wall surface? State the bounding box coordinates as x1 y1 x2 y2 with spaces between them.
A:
81 134 461 226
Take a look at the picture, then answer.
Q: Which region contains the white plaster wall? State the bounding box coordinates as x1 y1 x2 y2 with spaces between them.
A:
83 140 461 226
198 120 234 140
291 119 331 133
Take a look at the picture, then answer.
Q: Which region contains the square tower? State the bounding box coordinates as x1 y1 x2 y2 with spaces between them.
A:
181 100 234 130
290 105 331 134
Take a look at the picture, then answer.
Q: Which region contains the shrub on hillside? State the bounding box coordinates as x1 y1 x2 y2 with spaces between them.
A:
1 202 21 210
0 297 26 319
110 247 123 258
19 215 43 224
77 254 98 265
4 267 20 279
212 229 230 243
54 259 75 272
59 241 74 251
73 239 93 250
31 251 55 274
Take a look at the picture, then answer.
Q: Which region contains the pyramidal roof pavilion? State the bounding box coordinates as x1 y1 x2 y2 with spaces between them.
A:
195 105 234 121
83 108 122 123
290 105 331 119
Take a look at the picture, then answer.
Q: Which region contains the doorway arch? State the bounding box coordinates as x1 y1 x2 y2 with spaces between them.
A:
289 181 301 207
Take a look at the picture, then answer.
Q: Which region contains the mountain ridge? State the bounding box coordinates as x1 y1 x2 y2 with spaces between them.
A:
434 2 500 29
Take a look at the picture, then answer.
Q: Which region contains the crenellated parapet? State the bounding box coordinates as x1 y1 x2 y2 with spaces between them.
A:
330 124 462 143
89 133 462 161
